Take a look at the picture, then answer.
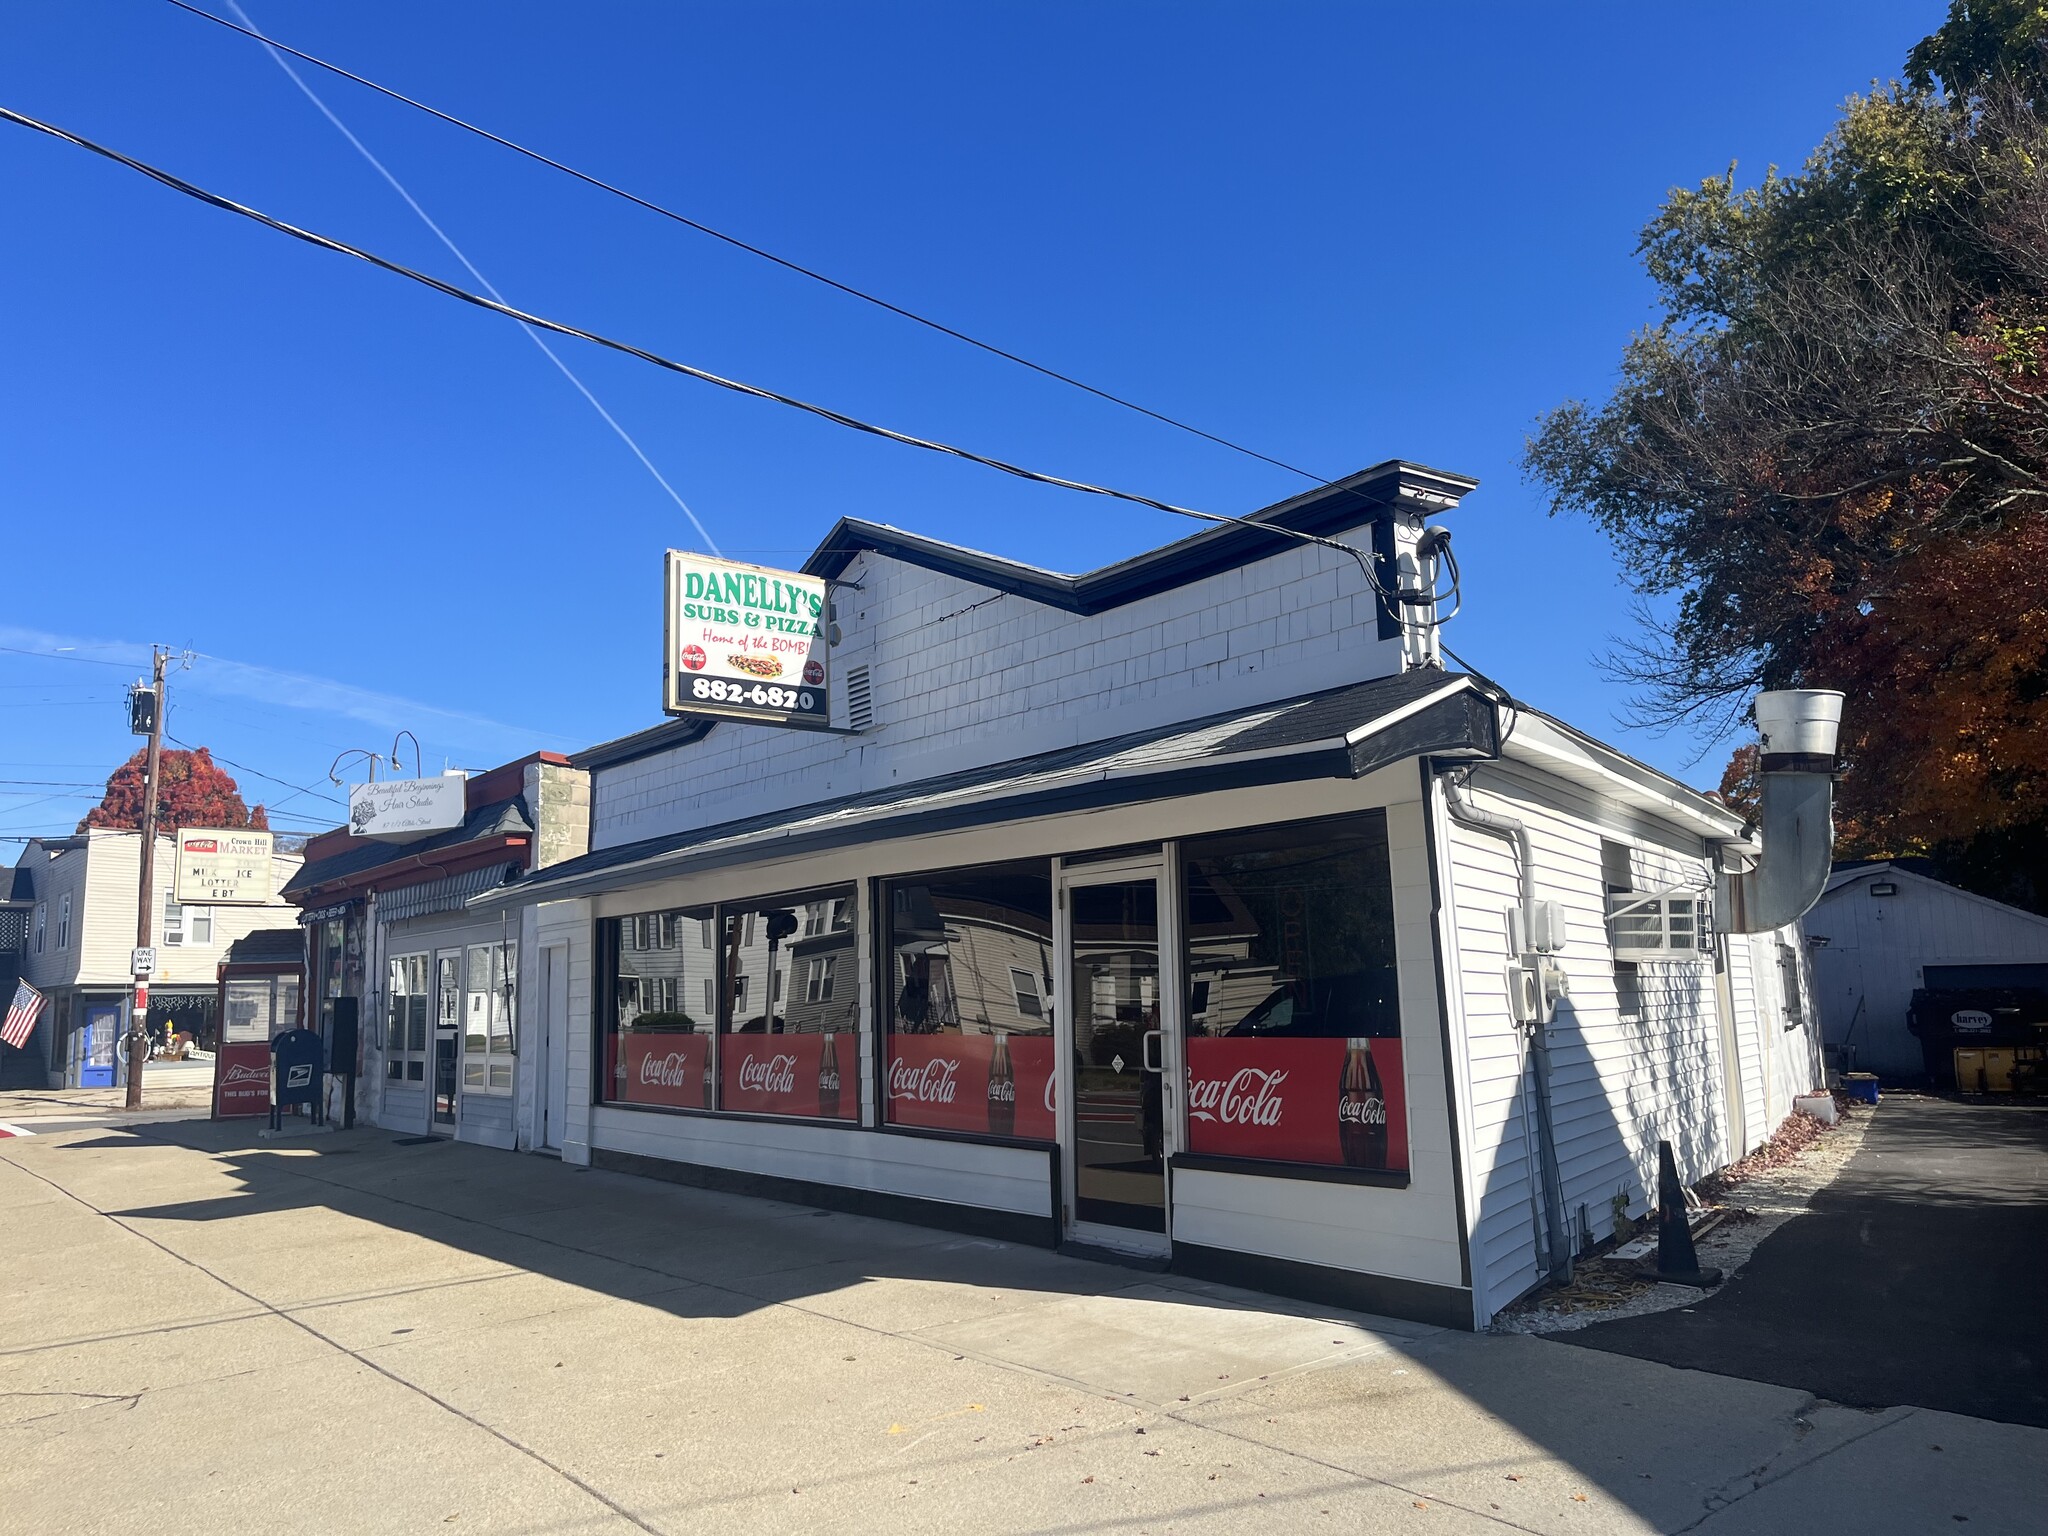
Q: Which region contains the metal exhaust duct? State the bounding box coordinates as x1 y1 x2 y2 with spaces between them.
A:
1716 690 1844 934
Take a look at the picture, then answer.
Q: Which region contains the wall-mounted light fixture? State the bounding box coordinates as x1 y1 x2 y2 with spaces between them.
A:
1870 882 1898 897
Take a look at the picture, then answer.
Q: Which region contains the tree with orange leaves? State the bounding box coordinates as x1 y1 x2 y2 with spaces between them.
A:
1529 6 2048 909
79 747 268 837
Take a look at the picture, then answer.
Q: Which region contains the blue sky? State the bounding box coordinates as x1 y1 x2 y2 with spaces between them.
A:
2 1 1934 841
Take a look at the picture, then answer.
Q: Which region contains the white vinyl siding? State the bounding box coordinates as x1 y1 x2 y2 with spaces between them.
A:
1444 763 1736 1325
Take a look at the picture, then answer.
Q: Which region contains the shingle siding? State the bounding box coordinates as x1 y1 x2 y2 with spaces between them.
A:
595 537 1409 851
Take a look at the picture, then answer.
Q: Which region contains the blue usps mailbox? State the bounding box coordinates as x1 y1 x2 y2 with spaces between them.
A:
269 1028 325 1131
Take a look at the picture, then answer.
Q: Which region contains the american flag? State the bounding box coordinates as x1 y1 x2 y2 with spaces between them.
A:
2 980 45 1050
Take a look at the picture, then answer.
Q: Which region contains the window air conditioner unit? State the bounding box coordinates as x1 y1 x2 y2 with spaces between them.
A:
1607 888 1708 962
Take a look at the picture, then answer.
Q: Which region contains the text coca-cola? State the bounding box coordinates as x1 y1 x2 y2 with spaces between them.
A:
986 1031 1015 1139
1187 1066 1287 1127
1337 1036 1389 1170
737 1052 797 1096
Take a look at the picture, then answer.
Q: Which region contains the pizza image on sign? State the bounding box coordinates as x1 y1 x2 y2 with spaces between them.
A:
664 551 831 727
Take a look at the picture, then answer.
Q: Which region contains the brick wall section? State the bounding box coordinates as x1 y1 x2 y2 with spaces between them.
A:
525 761 592 871
594 513 1423 850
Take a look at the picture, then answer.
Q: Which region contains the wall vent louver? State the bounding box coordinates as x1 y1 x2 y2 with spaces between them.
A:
844 665 874 732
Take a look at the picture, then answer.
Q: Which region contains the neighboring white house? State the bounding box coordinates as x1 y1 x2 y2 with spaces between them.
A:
472 460 1825 1330
11 828 303 1087
1804 861 2048 1080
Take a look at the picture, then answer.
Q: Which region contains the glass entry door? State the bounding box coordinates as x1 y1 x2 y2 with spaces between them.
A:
431 949 460 1133
1062 868 1173 1247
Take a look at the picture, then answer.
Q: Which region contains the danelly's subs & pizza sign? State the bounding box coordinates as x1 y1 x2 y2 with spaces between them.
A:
664 551 831 728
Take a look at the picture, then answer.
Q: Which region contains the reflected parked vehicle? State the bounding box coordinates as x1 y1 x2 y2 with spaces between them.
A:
1225 972 1399 1038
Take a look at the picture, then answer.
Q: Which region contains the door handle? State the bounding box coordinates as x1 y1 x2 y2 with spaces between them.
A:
1142 1029 1163 1073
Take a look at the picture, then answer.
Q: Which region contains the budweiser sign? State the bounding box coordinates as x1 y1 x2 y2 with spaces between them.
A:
212 1041 271 1119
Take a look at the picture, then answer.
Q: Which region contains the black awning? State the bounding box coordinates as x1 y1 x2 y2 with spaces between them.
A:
478 670 1495 908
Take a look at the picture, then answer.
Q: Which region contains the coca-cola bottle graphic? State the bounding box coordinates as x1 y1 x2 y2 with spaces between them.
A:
986 1030 1016 1139
1338 1037 1388 1169
700 1036 713 1110
817 1032 841 1120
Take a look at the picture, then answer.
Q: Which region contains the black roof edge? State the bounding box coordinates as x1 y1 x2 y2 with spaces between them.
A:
500 673 1487 900
570 716 716 772
801 460 1476 613
575 461 1475 773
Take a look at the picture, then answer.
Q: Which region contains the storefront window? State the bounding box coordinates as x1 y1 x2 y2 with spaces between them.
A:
385 954 429 1081
224 974 305 1044
603 905 719 1111
600 890 858 1120
1181 813 1407 1172
719 889 857 1118
882 861 1055 1140
224 979 274 1044
463 941 517 1094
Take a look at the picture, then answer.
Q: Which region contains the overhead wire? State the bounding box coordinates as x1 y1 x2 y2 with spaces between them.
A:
0 644 143 667
163 0 1328 485
165 733 347 811
217 0 722 557
0 103 1425 611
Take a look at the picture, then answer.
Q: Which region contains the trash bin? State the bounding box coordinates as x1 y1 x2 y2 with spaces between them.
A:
1842 1072 1880 1105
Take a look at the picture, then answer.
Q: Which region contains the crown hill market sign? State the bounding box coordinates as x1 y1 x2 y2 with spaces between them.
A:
172 828 275 905
348 777 467 842
663 551 831 728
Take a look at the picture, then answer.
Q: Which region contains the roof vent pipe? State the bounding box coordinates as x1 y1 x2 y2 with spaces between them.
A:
1716 690 1843 934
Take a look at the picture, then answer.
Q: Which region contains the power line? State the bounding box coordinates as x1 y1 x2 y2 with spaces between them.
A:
0 103 1403 596
0 644 141 667
217 0 722 557
163 0 1328 486
164 734 346 810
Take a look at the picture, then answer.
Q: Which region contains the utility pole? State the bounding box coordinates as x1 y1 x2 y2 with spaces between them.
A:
126 645 168 1112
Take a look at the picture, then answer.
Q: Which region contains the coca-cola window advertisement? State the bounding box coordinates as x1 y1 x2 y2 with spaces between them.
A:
882 862 1056 1141
718 888 857 1120
603 906 719 1111
1181 813 1408 1174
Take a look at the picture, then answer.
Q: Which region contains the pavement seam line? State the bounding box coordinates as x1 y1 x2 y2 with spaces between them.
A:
1669 1404 1918 1534
4 1150 669 1536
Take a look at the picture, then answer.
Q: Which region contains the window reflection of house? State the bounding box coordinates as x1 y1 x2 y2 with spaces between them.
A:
886 865 1053 1039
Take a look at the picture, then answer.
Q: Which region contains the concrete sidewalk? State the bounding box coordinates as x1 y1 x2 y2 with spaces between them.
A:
0 1071 215 1133
2 1120 2036 1534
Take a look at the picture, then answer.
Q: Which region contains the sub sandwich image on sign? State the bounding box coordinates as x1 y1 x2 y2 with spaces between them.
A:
664 550 831 728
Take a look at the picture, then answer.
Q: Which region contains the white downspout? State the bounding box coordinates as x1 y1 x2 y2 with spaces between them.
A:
1441 770 1571 1284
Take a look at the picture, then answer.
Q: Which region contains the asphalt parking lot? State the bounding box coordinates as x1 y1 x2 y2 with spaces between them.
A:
1568 1095 2048 1429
